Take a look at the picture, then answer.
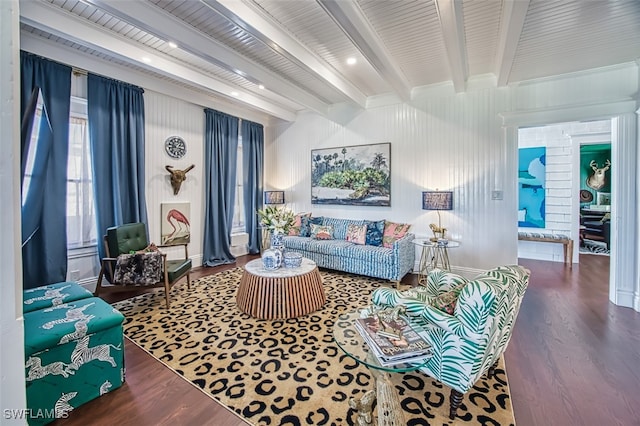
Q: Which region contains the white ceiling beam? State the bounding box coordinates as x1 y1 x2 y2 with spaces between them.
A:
20 0 296 121
205 0 368 108
434 0 468 93
495 0 530 87
20 33 272 126
80 0 328 116
317 0 411 102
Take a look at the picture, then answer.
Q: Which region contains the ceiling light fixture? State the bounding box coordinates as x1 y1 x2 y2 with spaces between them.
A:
141 57 151 63
258 84 265 90
346 57 357 65
168 41 178 48
231 91 240 97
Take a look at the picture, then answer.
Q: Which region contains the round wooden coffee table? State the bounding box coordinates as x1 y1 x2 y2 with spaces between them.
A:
236 257 326 319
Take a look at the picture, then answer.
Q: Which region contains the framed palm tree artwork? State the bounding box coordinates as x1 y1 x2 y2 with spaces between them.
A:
311 142 391 206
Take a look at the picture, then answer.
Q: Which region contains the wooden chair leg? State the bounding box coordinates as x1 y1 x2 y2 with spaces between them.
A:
449 389 464 420
94 267 105 297
186 272 191 289
487 359 499 379
164 279 171 309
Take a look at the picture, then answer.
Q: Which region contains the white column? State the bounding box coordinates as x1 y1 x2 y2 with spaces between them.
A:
0 0 28 421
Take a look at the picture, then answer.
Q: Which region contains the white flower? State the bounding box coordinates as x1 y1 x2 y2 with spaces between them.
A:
257 206 295 234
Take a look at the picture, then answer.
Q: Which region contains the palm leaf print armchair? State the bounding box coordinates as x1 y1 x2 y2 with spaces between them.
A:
371 265 530 419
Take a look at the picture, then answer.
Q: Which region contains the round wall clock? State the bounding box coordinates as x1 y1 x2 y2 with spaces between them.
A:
165 136 186 159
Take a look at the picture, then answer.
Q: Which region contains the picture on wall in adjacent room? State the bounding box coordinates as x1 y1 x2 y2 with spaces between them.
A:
518 147 546 228
161 202 191 245
311 142 391 206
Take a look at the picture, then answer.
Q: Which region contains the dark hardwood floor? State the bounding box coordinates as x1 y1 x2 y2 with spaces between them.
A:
53 253 640 426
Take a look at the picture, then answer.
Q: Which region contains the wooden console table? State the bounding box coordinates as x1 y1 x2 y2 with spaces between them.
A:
236 258 326 319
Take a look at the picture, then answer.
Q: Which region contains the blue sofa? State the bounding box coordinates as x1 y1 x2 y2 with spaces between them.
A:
282 217 415 282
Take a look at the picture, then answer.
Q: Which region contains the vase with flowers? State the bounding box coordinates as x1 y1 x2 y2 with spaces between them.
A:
257 205 295 253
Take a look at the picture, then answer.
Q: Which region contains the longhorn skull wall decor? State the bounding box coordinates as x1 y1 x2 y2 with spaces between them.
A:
586 159 611 190
166 164 195 195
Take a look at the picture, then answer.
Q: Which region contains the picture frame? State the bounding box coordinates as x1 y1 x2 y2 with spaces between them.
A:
161 202 191 245
596 192 611 206
518 147 546 228
311 142 391 206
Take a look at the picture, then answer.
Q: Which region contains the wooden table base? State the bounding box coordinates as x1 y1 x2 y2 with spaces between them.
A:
236 262 326 319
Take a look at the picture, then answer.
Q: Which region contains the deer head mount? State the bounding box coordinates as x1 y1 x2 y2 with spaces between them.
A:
166 164 195 195
586 159 611 190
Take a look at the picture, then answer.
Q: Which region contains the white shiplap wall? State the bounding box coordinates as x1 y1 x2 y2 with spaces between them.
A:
144 90 206 266
268 88 515 275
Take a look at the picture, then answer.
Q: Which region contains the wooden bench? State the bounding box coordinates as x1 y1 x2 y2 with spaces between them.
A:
518 232 573 268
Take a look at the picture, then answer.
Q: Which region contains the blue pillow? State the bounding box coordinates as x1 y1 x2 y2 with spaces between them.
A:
300 216 323 237
365 220 385 246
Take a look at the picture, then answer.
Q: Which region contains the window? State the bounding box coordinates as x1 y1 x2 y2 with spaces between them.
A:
67 105 97 248
22 96 97 249
231 135 245 234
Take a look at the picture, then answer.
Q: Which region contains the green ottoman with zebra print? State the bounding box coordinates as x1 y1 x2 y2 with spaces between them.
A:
23 281 93 314
24 297 125 425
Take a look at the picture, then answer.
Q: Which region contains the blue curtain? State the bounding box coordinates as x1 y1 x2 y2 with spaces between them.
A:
20 51 72 289
87 74 148 260
203 109 239 266
241 120 264 254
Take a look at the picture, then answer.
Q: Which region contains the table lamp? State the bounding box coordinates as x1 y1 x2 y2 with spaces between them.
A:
422 191 453 242
264 190 285 205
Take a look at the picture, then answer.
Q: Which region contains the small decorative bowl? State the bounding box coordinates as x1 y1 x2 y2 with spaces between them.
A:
283 251 303 268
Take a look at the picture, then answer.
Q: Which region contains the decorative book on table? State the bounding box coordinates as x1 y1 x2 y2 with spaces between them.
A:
354 315 432 366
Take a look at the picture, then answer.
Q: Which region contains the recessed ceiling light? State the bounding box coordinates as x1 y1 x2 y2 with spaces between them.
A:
231 91 240 97
168 41 178 49
142 57 151 63
258 84 265 90
346 57 357 65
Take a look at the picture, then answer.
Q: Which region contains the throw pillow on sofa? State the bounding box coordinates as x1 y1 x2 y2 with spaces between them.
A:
289 212 312 236
365 220 385 246
300 216 323 237
346 223 367 245
382 221 411 248
310 224 334 240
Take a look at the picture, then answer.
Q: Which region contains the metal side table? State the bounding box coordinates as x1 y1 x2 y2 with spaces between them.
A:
412 239 460 284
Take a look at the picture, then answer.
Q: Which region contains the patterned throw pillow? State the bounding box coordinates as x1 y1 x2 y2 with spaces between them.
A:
310 224 334 240
346 223 367 245
300 216 322 237
429 283 466 315
323 218 364 240
288 212 311 236
365 220 385 246
382 221 411 248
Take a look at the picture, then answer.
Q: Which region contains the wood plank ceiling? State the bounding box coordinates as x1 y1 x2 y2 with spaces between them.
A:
19 0 640 122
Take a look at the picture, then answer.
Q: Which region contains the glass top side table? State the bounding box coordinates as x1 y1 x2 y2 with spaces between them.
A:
412 238 460 284
333 310 432 425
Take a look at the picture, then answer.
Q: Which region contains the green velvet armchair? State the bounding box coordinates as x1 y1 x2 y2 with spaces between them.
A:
95 222 192 308
371 265 530 419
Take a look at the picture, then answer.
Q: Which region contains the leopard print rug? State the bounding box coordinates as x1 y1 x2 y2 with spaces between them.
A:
113 268 515 426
